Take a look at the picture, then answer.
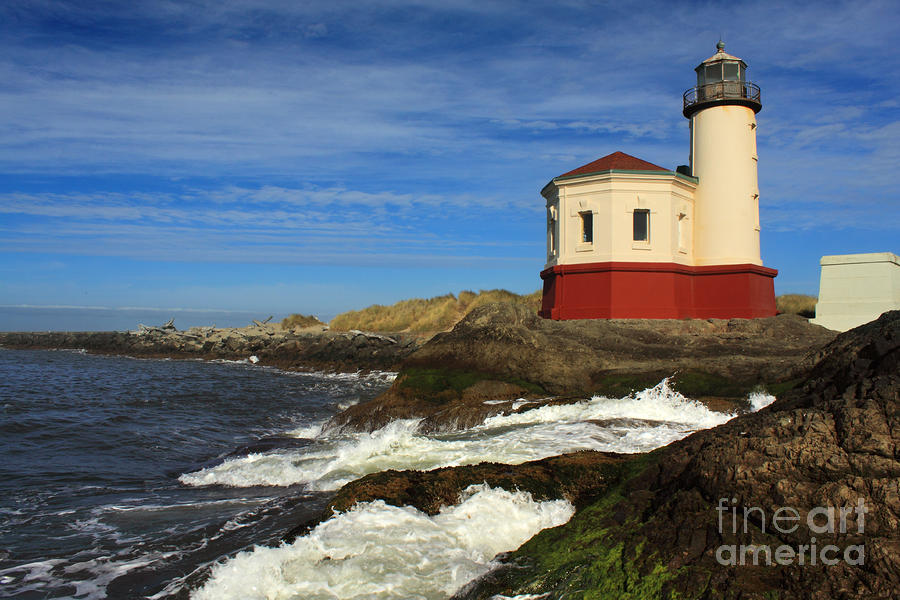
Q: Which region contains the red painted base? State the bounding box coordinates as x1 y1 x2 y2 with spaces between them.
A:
539 261 777 320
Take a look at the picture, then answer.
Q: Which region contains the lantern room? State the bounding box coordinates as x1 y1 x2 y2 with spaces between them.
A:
684 40 761 118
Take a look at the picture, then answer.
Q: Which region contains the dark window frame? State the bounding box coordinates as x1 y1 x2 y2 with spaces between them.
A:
580 211 593 244
633 209 649 242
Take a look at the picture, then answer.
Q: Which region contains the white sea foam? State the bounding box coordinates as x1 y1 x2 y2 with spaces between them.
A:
210 358 256 365
204 361 397 384
281 369 398 383
0 559 67 597
286 422 324 438
66 555 161 600
179 379 734 491
749 390 777 411
481 378 731 429
191 484 573 600
336 398 361 411
0 552 177 600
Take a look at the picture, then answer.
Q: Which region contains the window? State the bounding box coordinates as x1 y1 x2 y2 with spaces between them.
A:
547 205 558 257
633 210 649 242
580 211 593 244
723 62 740 81
548 217 557 256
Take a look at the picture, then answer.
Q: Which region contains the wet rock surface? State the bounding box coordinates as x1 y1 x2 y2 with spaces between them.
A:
453 310 900 599
0 324 422 372
330 303 837 432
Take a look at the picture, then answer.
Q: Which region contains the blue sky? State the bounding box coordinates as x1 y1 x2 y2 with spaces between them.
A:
2 0 898 323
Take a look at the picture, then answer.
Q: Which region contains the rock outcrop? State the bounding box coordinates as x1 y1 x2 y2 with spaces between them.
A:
0 323 421 372
329 303 837 432
453 310 900 599
414 303 836 394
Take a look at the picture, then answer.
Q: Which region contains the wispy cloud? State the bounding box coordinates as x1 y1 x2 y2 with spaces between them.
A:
0 184 540 265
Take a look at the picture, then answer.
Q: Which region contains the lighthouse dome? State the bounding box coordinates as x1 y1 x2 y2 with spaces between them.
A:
683 41 761 117
699 41 745 66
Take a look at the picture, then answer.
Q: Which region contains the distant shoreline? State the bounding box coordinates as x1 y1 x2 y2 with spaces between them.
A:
0 324 421 374
0 305 320 333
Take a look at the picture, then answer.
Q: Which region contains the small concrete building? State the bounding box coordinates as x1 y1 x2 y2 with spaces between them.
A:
811 252 900 331
540 42 777 320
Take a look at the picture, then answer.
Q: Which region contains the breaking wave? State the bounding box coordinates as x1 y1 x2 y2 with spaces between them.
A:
749 390 777 411
179 379 737 491
191 484 573 600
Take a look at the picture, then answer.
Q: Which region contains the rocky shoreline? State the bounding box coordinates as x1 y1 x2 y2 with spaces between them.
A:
4 305 894 597
328 303 838 432
2 304 837 432
0 321 422 373
316 310 900 599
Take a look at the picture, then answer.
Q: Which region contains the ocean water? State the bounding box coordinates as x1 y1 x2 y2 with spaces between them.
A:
0 348 770 599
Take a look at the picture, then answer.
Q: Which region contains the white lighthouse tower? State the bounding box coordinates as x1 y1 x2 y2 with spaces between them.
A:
685 41 763 267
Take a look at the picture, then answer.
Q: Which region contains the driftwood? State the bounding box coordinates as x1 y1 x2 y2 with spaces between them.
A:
251 316 274 327
187 326 217 338
137 318 178 335
349 329 397 344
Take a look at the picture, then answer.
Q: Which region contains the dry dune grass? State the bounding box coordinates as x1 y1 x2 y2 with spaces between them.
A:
775 294 817 318
280 313 326 329
326 291 817 333
329 289 542 333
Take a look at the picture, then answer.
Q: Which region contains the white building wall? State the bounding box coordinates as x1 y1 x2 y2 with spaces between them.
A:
811 252 900 331
543 172 696 268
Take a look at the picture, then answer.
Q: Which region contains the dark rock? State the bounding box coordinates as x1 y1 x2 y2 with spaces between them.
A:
327 370 541 433
416 304 835 395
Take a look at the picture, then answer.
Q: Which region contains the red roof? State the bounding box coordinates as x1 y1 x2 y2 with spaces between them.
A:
558 151 668 178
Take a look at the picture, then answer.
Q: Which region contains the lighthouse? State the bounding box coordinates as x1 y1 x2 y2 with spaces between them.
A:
539 42 777 320
687 40 763 267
